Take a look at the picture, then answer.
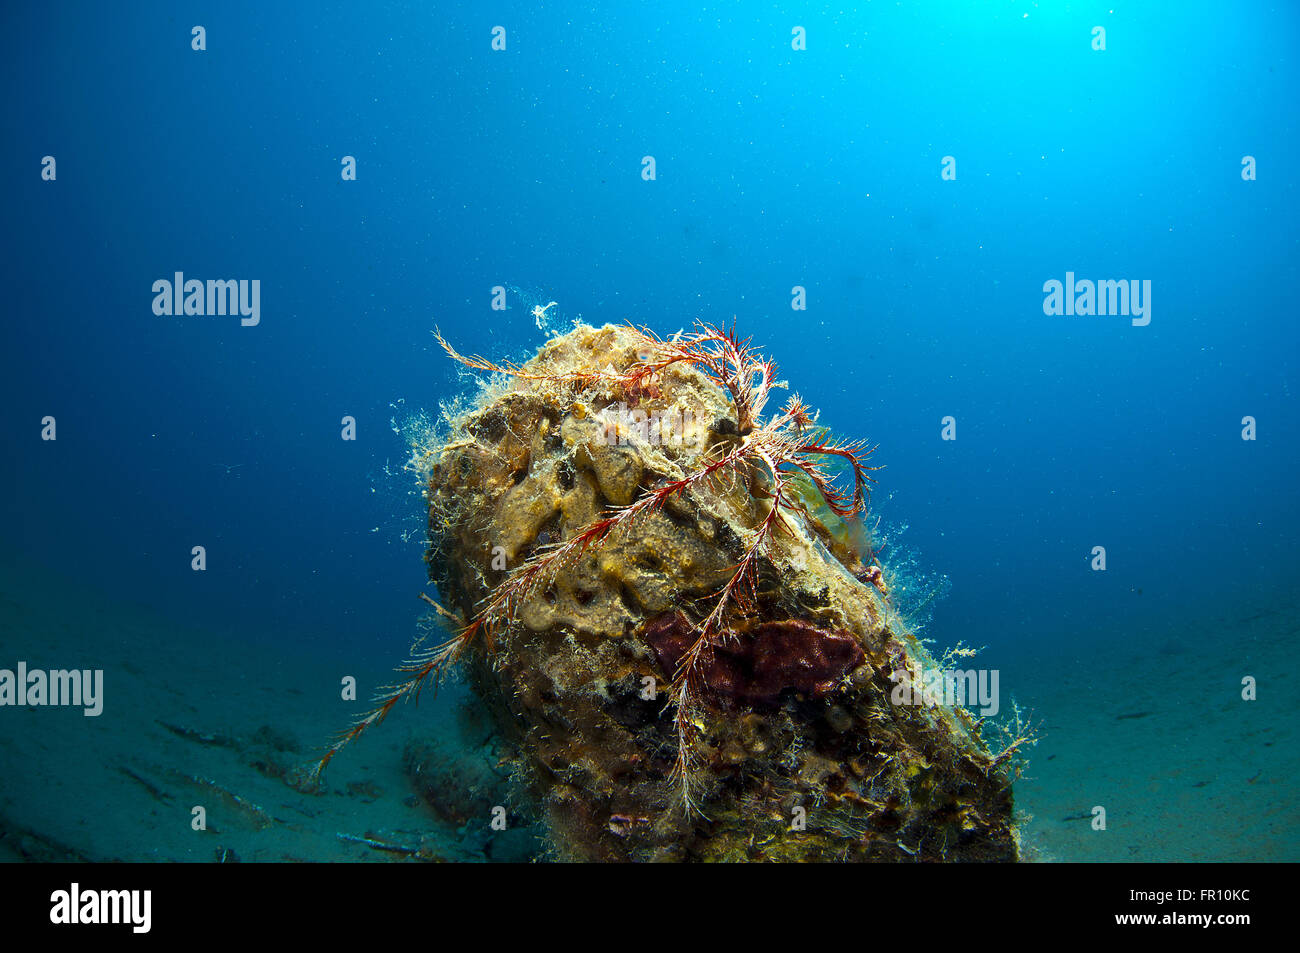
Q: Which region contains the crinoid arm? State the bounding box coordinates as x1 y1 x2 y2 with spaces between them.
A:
311 620 475 779
792 435 882 518
658 442 801 810
628 320 780 433
475 431 767 641
667 667 708 818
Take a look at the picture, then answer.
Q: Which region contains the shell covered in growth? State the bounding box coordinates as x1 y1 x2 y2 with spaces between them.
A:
422 323 1020 861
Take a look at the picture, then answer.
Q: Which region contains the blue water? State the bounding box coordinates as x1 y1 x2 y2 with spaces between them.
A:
2 2 1296 861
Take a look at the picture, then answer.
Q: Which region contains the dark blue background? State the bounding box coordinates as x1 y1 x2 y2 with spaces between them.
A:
3 1 1296 669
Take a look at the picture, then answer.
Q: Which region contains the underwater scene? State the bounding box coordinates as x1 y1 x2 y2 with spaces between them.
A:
2 2 1297 869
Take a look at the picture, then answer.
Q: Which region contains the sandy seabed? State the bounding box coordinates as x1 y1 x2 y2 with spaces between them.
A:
1 551 1294 863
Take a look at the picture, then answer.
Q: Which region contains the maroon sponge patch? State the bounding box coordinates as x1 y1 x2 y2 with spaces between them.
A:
643 612 865 705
